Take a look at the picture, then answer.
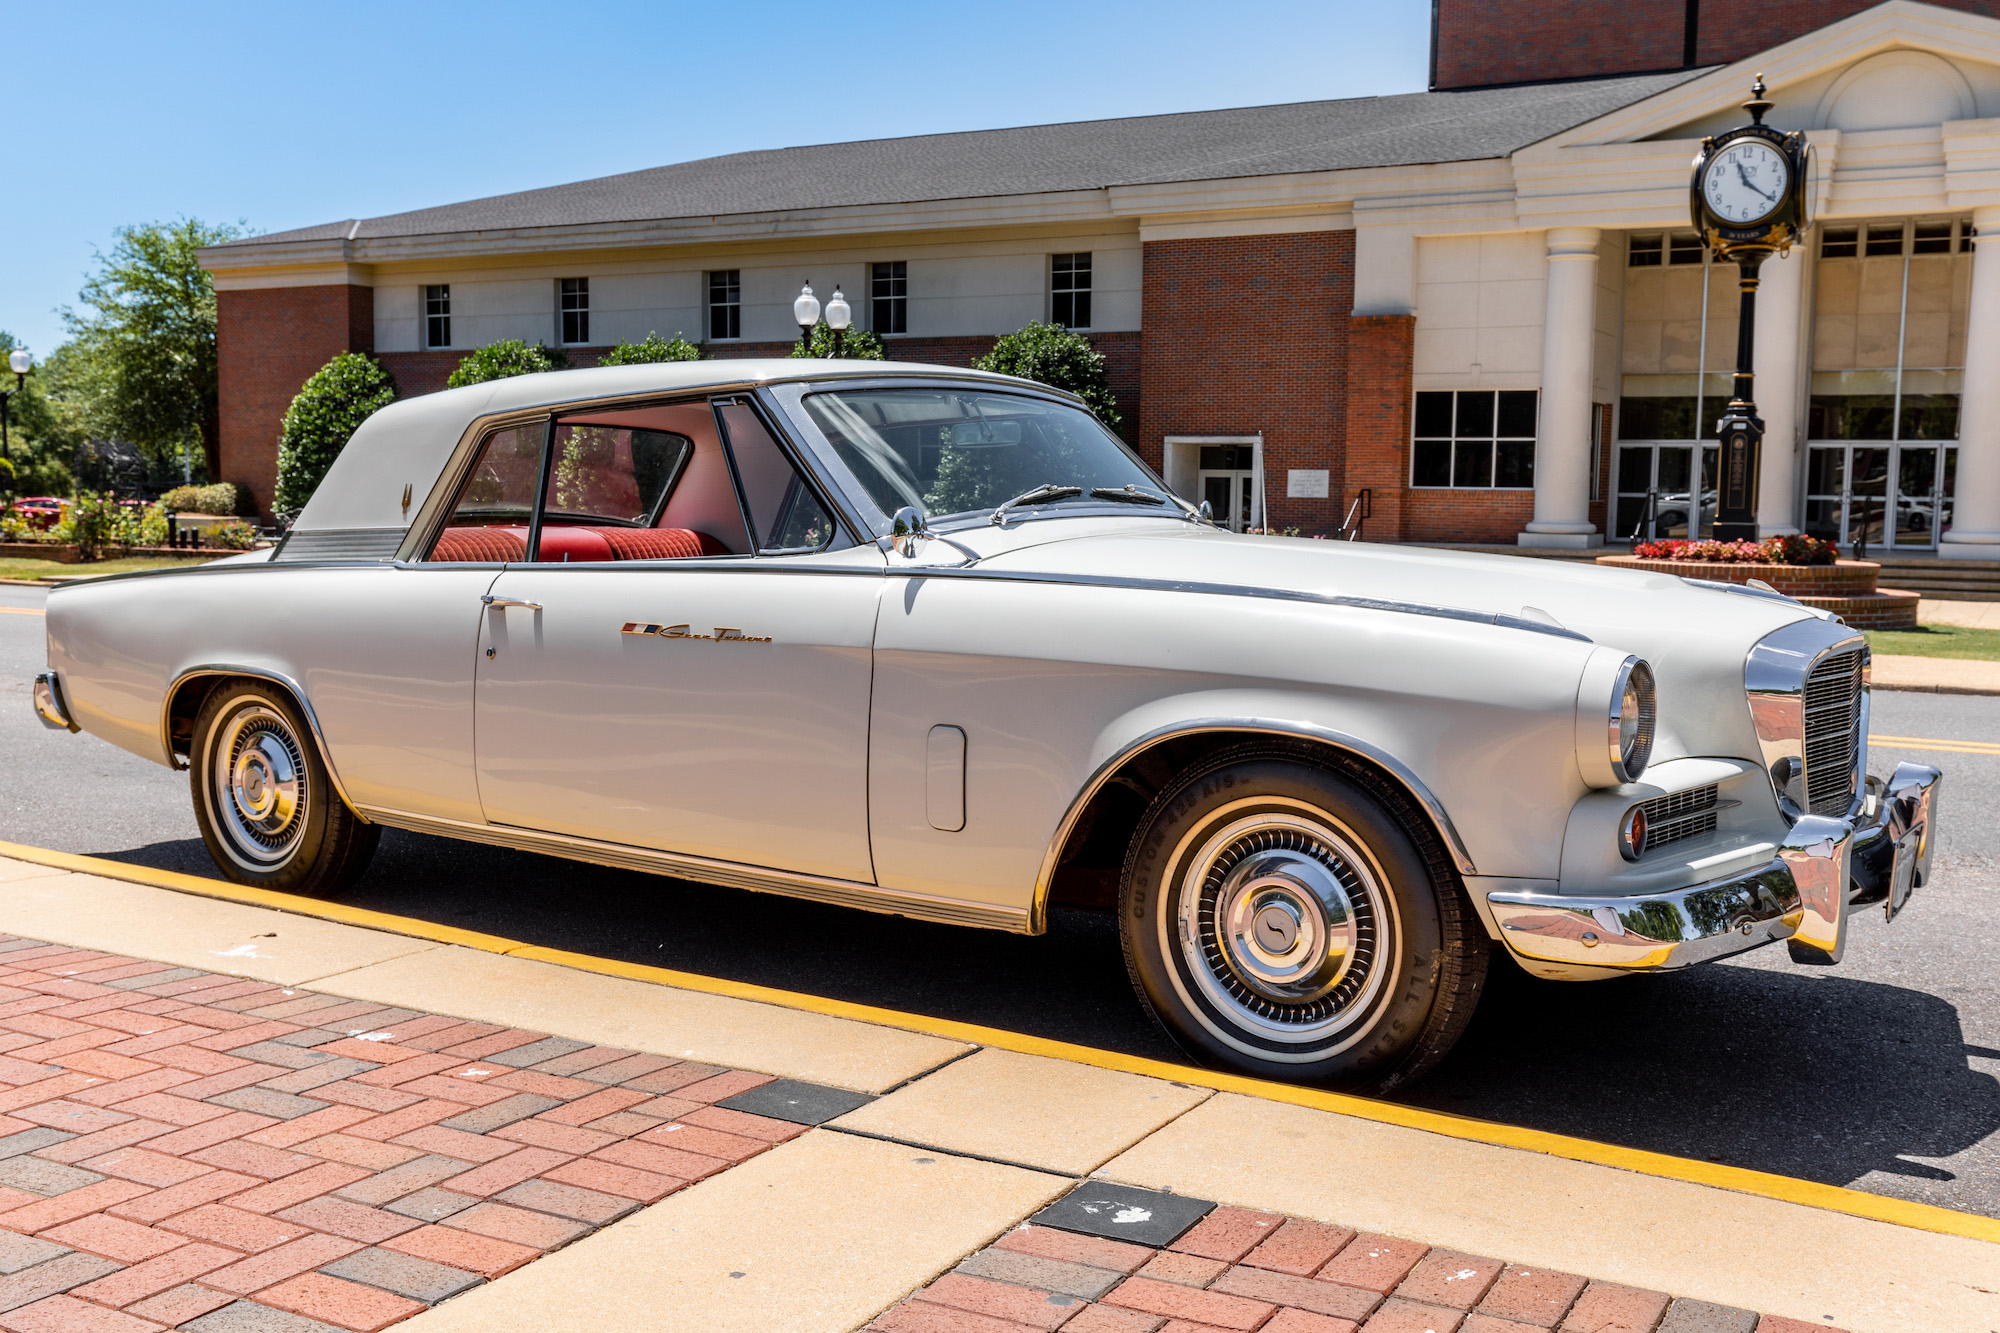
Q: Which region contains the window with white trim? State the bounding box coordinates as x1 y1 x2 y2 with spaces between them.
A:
1051 253 1091 328
870 261 907 335
1411 390 1538 489
708 270 741 340
559 278 589 345
424 285 451 349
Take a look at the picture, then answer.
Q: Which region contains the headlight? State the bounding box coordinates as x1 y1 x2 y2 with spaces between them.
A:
1575 650 1656 788
1610 658 1656 783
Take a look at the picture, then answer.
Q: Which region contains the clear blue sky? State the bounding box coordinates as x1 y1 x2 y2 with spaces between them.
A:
2 1 1430 358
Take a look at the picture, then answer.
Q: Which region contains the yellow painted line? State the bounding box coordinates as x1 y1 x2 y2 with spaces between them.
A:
0 607 44 616
2 837 1997 1249
1871 733 2000 755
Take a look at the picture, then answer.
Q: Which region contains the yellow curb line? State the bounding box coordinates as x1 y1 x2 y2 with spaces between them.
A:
3 837 1996 1249
0 607 45 615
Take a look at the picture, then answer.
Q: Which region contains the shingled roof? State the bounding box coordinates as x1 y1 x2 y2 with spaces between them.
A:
223 69 1704 249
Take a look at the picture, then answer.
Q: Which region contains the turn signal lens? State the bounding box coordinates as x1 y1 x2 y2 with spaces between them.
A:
1618 805 1648 861
1610 659 1656 783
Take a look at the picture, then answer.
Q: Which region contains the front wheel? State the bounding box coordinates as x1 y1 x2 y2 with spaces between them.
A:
1119 748 1487 1092
189 680 379 897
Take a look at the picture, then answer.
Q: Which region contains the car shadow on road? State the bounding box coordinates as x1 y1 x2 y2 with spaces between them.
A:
1403 957 2000 1206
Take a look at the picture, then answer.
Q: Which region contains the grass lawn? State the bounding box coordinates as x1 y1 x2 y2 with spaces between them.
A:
1865 624 2000 661
0 554 221 582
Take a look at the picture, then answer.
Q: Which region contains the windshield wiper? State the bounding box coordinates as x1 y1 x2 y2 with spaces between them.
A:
1091 483 1209 523
990 484 1084 526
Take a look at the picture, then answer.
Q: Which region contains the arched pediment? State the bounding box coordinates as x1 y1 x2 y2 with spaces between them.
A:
1817 49 1976 129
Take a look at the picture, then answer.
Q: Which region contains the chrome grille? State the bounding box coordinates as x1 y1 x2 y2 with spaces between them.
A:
1803 649 1864 815
1639 784 1719 852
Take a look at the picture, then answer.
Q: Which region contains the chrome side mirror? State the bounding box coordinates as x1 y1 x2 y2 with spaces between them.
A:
1197 500 1214 523
890 505 930 558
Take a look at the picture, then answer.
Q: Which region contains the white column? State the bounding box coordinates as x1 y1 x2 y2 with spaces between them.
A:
1754 246 1807 535
1521 227 1603 547
1942 204 2000 557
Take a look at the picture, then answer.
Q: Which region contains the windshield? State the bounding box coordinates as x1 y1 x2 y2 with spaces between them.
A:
802 387 1161 524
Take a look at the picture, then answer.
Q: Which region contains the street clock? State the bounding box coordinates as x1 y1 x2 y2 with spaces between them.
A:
1686 76 1814 541
1690 76 1813 258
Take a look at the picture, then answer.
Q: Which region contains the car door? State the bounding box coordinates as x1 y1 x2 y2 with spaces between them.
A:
471 395 884 883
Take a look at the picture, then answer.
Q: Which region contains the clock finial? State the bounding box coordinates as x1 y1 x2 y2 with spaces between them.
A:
1744 73 1772 125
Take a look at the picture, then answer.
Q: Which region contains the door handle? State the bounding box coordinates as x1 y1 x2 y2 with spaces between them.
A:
482 596 543 611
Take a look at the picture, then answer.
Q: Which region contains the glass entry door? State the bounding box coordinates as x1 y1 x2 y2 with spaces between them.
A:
1614 443 1717 541
1198 444 1257 533
1804 444 1954 549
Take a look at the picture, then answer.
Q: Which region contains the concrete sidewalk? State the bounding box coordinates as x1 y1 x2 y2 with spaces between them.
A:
0 850 1989 1333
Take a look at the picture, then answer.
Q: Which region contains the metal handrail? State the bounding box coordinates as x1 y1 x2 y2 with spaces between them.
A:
1338 488 1372 541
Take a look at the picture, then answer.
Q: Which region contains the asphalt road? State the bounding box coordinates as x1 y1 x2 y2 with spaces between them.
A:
5 582 1997 1218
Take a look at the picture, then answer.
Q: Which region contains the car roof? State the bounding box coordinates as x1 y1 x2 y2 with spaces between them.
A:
291 359 1059 535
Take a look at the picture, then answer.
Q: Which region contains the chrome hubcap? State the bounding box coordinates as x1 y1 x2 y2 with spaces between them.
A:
211 704 307 867
1173 808 1394 1053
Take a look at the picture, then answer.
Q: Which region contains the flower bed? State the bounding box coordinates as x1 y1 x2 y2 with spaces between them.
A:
1631 534 1837 565
1599 547 1917 628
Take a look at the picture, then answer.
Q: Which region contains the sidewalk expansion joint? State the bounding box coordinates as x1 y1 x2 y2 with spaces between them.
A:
817 1123 1078 1180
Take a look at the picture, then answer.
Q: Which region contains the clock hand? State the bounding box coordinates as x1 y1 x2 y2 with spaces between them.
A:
1733 160 1778 202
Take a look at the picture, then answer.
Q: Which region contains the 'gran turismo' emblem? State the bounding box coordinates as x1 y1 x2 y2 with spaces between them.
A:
621 622 772 643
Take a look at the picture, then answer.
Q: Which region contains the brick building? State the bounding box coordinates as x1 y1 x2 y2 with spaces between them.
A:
203 0 2000 558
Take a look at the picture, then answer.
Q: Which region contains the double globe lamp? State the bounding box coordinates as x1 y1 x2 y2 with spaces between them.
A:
793 282 851 357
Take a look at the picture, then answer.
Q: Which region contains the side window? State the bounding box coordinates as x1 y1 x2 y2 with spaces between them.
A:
715 400 838 554
544 424 690 525
428 423 543 562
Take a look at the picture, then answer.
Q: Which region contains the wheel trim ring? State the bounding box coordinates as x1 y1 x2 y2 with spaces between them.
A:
1158 800 1403 1064
209 702 309 869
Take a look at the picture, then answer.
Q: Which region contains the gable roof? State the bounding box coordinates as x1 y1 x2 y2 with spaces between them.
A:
220 68 1705 251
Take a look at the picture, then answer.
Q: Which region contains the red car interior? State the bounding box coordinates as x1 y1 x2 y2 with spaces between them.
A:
430 525 729 564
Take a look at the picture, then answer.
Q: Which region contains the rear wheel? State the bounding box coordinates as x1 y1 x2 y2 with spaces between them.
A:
1119 747 1487 1092
189 680 378 897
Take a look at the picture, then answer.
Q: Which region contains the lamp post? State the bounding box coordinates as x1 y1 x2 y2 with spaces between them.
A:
1 349 31 455
793 283 820 354
824 286 851 358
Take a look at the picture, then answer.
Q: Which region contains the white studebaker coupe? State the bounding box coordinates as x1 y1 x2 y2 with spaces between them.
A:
33 361 1942 1090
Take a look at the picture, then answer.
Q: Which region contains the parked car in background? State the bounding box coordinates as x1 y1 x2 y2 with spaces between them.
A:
31 360 1944 1091
6 497 67 530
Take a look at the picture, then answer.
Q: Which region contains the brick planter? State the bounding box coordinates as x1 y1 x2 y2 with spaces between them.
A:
1596 555 1917 629
0 543 79 563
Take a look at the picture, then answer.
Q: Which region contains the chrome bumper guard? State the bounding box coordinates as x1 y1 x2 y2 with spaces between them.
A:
31 672 78 734
1488 762 1942 971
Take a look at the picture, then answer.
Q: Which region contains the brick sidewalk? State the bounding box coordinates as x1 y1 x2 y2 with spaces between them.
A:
0 934 805 1331
871 1210 1844 1333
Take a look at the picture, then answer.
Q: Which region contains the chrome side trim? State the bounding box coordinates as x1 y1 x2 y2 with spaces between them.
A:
159 666 365 822
32 672 78 733
358 807 1031 933
1032 718 1478 934
893 568 1593 642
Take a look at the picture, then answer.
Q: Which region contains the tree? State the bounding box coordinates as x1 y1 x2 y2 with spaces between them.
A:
61 219 244 481
275 354 399 514
598 332 703 365
974 322 1121 430
447 340 569 388
787 323 886 360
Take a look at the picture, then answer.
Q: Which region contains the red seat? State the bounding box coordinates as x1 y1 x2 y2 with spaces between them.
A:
534 526 615 562
599 528 730 560
432 526 527 562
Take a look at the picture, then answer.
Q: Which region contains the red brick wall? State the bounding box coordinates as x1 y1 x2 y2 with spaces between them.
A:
1141 231 1353 536
216 285 373 518
1342 315 1412 542
1432 0 2000 90
1404 489 1537 544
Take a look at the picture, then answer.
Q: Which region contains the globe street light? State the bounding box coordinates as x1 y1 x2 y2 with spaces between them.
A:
1 349 31 457
793 283 821 354
824 286 851 359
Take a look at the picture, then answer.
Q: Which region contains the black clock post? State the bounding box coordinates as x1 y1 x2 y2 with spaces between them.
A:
1690 77 1813 542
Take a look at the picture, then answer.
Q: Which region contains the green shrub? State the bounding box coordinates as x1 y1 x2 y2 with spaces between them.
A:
210 519 259 550
274 354 398 513
599 333 703 365
160 482 240 515
108 502 169 548
973 322 1121 430
787 323 886 360
447 340 570 388
52 492 121 560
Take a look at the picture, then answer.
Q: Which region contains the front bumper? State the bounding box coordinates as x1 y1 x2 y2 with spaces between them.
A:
1487 761 1942 970
31 672 78 733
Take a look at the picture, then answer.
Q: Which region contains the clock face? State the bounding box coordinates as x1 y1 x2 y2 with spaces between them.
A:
1702 139 1790 227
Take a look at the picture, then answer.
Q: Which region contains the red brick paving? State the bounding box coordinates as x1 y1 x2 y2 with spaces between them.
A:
0 935 803 1329
866 1221 1849 1333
